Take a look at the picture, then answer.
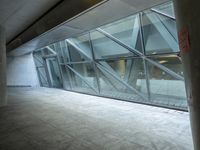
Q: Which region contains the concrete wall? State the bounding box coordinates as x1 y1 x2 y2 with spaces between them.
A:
7 53 39 87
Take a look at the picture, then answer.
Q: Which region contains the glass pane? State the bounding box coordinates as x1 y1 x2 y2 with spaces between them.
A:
49 44 55 50
42 47 54 55
100 15 143 53
46 58 63 88
66 64 98 94
53 42 65 63
67 33 93 62
153 2 175 18
60 65 71 90
99 58 148 96
37 67 49 87
97 61 146 102
156 14 178 41
60 41 70 63
90 31 135 59
32 1 187 111
97 67 131 97
70 63 98 91
148 54 184 77
33 51 44 67
33 51 49 87
147 61 187 109
142 10 179 55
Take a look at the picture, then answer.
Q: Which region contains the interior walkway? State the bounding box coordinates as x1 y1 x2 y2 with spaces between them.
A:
0 87 193 150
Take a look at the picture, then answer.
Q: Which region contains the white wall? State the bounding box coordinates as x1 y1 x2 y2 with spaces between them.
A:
7 53 40 87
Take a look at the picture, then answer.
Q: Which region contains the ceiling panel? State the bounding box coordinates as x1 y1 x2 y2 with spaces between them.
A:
8 0 170 56
67 0 169 31
0 0 61 42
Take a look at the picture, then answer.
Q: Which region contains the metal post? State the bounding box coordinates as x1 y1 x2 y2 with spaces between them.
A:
0 26 7 106
88 32 101 94
174 1 200 149
139 12 151 100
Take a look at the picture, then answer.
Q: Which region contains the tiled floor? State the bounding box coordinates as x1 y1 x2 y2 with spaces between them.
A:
0 87 193 150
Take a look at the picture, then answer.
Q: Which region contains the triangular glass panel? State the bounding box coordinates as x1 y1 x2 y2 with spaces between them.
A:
98 58 148 97
70 63 98 91
33 51 44 67
37 67 49 87
152 2 175 18
96 67 119 93
141 10 179 55
99 15 143 53
42 46 55 55
60 65 71 91
46 57 63 88
51 42 65 63
66 65 97 94
148 55 184 77
155 13 178 41
146 60 187 109
97 64 145 102
90 31 135 59
59 40 70 63
67 33 93 62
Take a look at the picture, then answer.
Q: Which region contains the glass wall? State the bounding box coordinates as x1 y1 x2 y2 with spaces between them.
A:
33 1 187 110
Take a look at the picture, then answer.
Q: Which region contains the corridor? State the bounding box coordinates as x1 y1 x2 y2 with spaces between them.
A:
0 87 193 150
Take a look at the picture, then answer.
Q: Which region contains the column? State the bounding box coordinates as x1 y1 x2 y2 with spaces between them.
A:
0 26 7 106
174 1 200 150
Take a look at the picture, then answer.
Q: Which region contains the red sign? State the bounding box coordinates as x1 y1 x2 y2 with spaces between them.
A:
178 27 190 53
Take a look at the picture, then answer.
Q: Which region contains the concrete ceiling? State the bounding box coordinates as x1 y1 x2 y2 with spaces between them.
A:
0 0 62 43
5 0 170 56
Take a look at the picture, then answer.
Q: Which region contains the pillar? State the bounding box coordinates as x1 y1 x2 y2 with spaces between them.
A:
174 1 200 149
0 26 7 106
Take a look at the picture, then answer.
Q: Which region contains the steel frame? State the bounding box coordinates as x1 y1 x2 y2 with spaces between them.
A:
32 2 187 111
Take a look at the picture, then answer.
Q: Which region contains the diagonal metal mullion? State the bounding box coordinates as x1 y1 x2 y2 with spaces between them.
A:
46 46 57 55
38 69 48 83
66 64 98 93
96 62 148 100
33 55 44 65
154 12 178 42
38 68 47 82
64 40 72 64
49 42 64 88
96 64 121 91
146 57 184 80
97 28 184 81
42 54 57 59
99 61 119 77
131 14 140 49
66 39 93 61
41 50 52 87
97 66 119 91
58 41 71 89
89 32 101 94
96 28 142 56
151 8 175 20
59 42 65 63
124 59 133 82
145 12 178 52
99 60 136 89
139 12 151 99
35 68 43 86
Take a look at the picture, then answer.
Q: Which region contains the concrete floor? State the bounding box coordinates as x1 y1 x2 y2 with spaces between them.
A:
0 87 193 150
